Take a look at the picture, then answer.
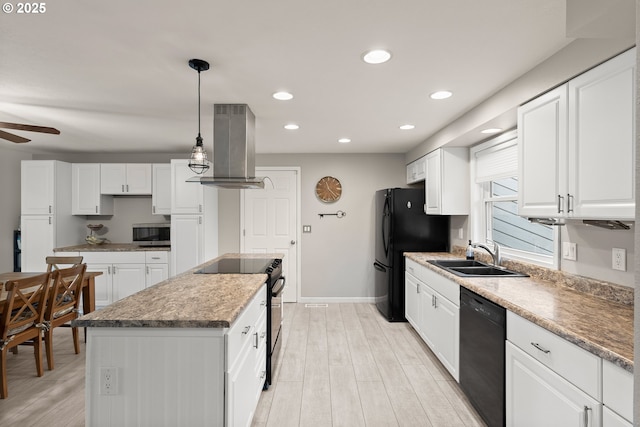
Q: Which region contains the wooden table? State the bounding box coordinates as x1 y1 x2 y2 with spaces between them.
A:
0 271 101 315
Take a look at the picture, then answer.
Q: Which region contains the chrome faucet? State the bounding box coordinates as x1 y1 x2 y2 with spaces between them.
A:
472 242 502 266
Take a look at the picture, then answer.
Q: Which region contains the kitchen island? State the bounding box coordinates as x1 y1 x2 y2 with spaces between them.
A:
73 253 279 427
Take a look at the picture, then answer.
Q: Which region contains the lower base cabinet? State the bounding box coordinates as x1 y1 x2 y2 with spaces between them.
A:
405 258 459 381
84 285 267 426
506 341 601 427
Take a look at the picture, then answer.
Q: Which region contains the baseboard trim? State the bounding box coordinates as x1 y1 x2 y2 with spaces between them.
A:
296 296 376 304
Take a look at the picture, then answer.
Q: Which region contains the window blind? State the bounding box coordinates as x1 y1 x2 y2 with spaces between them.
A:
474 137 517 183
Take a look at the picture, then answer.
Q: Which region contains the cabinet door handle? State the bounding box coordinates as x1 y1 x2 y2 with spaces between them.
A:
126 184 129 192
48 217 52 225
113 266 116 275
199 204 203 213
557 195 564 213
253 332 259 348
416 285 419 294
107 266 111 275
433 295 437 308
146 266 150 274
152 206 156 214
95 206 98 213
49 205 52 214
530 342 550 354
122 184 125 192
242 326 251 335
567 194 574 213
583 406 591 427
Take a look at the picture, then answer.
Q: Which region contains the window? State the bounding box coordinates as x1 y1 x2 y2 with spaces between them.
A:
471 131 557 267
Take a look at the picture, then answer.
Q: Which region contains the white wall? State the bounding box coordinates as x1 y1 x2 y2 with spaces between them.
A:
0 146 33 272
218 153 407 301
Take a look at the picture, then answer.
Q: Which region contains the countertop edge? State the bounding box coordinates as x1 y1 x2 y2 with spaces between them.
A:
405 252 634 373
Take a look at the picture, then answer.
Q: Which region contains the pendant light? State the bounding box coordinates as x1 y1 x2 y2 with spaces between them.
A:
188 58 211 174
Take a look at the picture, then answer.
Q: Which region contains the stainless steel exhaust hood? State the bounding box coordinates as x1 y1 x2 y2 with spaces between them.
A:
188 104 265 189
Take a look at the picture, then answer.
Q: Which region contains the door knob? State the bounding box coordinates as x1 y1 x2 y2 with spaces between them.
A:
291 240 296 245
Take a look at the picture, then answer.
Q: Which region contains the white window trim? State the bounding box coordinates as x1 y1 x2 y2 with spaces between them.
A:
470 130 559 269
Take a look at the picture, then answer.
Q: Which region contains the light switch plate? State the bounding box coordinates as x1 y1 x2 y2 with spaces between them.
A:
562 242 577 261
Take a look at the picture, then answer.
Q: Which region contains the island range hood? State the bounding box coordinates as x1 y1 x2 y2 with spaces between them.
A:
188 104 265 189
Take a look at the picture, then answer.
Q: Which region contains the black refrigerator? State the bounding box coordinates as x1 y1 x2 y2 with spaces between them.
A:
374 188 450 321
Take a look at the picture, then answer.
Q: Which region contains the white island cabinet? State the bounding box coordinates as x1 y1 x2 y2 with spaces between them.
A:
76 265 267 427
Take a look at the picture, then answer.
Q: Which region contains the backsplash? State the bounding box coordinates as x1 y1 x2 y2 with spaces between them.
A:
452 245 634 306
81 197 170 243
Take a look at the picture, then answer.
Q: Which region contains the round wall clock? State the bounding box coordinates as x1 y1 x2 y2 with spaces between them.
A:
315 176 342 203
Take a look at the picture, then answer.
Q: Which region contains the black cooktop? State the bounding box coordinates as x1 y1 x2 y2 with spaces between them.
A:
195 258 274 274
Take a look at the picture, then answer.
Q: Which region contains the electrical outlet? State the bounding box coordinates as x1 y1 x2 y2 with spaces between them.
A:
562 242 577 261
612 248 626 271
100 367 118 395
302 225 312 233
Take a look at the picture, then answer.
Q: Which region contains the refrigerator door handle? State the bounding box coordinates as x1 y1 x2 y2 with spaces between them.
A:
373 261 387 272
382 196 391 257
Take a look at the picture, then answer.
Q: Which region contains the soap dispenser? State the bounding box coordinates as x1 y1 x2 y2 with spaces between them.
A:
466 240 474 260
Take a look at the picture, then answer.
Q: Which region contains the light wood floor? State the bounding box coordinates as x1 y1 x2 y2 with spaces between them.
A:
253 303 486 427
0 304 485 426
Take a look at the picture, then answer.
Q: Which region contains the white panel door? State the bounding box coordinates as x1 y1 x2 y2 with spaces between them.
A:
152 164 172 215
171 214 203 275
100 164 127 194
86 263 112 308
171 159 204 214
146 263 168 287
125 164 152 194
242 168 299 303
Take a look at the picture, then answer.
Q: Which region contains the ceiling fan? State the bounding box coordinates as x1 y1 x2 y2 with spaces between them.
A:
0 121 60 143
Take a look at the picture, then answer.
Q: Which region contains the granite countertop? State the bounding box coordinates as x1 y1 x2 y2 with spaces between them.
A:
405 252 634 373
73 253 283 329
55 243 170 252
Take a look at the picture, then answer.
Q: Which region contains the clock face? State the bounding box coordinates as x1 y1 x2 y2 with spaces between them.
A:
315 176 342 203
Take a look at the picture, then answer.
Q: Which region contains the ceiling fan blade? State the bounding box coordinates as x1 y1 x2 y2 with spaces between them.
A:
0 129 31 143
0 122 60 135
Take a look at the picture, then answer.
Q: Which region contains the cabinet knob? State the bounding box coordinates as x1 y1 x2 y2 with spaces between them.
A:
242 326 251 335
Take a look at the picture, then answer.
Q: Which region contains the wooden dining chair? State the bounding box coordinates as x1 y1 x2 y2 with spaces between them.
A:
43 264 86 371
0 272 51 399
45 256 83 273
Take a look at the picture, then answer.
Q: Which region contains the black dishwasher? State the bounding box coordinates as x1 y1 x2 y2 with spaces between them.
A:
460 288 506 427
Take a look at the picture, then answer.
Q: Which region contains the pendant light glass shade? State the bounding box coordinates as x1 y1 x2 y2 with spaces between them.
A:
188 59 210 174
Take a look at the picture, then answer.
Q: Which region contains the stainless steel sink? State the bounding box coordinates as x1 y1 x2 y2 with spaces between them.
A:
428 259 528 277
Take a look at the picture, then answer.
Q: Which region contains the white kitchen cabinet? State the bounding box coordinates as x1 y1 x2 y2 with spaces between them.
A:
100 163 152 195
602 359 633 425
20 215 55 272
152 163 171 215
81 251 153 308
603 408 632 427
171 159 204 214
171 214 203 276
72 163 114 215
170 159 219 276
21 160 84 272
506 342 601 427
84 284 267 426
406 156 426 184
21 160 55 215
404 258 459 381
145 251 169 287
519 48 635 220
424 147 469 215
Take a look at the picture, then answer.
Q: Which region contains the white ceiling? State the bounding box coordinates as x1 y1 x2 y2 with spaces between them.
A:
0 0 574 156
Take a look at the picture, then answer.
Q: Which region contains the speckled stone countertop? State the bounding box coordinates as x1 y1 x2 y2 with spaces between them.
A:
73 253 283 329
55 243 170 252
405 251 634 373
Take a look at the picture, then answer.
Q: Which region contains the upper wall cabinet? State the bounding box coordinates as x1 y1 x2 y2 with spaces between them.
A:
72 163 114 215
152 163 171 215
406 156 426 184
424 147 469 215
100 163 152 195
170 159 204 214
519 48 635 220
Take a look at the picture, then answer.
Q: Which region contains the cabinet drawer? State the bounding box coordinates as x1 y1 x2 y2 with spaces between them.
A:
603 359 633 422
507 311 601 399
406 259 459 305
81 251 145 264
145 251 169 264
226 285 267 369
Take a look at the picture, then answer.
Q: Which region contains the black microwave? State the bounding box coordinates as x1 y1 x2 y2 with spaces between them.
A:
132 223 171 246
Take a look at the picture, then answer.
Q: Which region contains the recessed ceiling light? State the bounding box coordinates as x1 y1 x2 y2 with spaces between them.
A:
273 91 293 101
399 124 415 130
481 128 503 134
362 49 392 64
338 138 351 144
430 90 453 100
284 124 299 130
